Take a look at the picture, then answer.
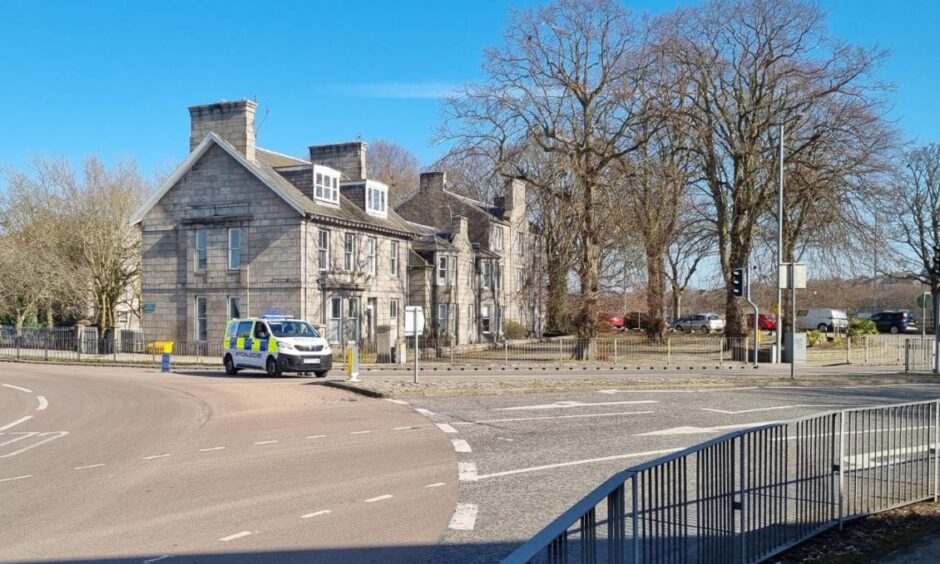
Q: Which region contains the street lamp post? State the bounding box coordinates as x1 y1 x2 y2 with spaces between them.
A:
777 124 784 363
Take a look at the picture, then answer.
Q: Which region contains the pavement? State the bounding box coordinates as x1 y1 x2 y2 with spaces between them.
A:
0 363 457 563
879 533 940 563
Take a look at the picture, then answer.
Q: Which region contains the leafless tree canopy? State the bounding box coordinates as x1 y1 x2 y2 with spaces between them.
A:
368 139 421 206
895 144 940 292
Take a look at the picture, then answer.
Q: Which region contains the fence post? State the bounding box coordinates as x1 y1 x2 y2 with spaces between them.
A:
504 339 508 364
864 336 869 364
631 474 640 564
45 333 49 362
744 337 749 364
450 342 455 364
614 339 618 364
559 337 564 363
905 339 911 372
897 335 902 364
846 336 852 364
15 336 20 361
666 338 671 366
719 337 724 365
837 412 846 529
934 400 939 502
738 434 747 563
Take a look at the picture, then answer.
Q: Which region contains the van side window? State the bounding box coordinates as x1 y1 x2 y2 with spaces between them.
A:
797 310 808 317
236 321 253 338
226 323 238 338
253 322 269 339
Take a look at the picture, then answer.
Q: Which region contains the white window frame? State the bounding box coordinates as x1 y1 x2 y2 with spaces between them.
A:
365 180 389 216
516 268 525 292
194 229 207 272
390 241 399 277
228 296 241 319
481 305 491 334
517 231 525 255
437 255 448 286
367 237 376 276
195 296 208 341
492 227 503 251
344 233 356 271
318 229 330 271
482 261 492 289
390 298 399 320
228 228 242 270
449 256 457 287
438 303 448 335
313 164 341 206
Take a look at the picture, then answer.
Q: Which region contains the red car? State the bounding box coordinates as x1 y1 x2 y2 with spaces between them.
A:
747 313 777 330
601 313 625 330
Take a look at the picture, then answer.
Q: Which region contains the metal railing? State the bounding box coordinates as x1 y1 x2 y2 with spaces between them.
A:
504 399 940 563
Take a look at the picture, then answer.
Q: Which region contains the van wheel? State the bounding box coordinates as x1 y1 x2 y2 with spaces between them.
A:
265 356 281 377
817 324 828 333
315 371 328 378
890 326 899 334
700 325 709 333
224 355 238 375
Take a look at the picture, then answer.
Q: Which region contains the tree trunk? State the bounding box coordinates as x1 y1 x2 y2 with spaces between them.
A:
645 248 667 340
545 244 570 334
574 185 600 359
672 288 682 321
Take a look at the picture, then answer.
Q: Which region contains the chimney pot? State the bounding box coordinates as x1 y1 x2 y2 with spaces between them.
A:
188 99 257 161
308 142 368 181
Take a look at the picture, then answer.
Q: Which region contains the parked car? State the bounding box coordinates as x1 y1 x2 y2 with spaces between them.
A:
600 313 625 331
623 311 649 330
746 313 777 331
796 308 849 333
673 313 725 333
869 310 918 334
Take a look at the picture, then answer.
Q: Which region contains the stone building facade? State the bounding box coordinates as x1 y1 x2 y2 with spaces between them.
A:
132 99 543 348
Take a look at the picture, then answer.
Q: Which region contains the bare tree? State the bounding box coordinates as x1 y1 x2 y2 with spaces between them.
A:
667 216 714 321
441 0 655 353
895 144 940 296
369 139 421 206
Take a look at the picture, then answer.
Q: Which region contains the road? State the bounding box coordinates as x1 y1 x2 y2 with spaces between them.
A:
0 363 457 563
405 381 940 563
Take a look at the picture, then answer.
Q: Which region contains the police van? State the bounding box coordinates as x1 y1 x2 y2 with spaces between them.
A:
222 316 333 377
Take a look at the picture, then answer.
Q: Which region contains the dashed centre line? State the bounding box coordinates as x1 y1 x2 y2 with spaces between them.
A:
425 482 446 488
301 510 332 519
350 430 372 435
1 384 33 393
453 411 655 425
0 474 32 483
142 556 172 564
496 400 659 411
141 454 170 460
305 435 326 439
75 463 105 470
219 531 252 542
436 423 458 434
199 447 226 452
364 494 394 503
253 440 279 445
0 416 33 431
393 426 418 430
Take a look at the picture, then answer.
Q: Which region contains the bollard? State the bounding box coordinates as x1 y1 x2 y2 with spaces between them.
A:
667 338 671 366
347 341 360 382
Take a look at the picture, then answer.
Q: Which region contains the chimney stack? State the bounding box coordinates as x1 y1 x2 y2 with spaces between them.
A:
451 215 468 238
503 177 526 220
189 99 257 162
308 142 368 181
420 172 447 193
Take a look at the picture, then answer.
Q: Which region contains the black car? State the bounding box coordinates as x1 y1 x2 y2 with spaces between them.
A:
869 311 918 334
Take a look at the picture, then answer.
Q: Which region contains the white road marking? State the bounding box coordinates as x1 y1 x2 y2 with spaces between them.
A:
0 416 33 431
453 411 655 425
1 384 33 393
219 531 252 542
598 387 759 394
436 423 458 434
75 463 106 470
385 399 410 405
36 396 48 410
0 432 38 447
350 430 372 435
364 494 394 503
142 454 171 460
449 503 479 531
414 408 435 417
451 439 472 453
425 482 446 488
199 447 226 452
496 400 658 412
301 510 332 519
475 449 682 481
253 440 279 445
305 435 326 439
393 426 419 430
0 474 32 483
458 462 479 482
636 421 780 436
702 404 841 414
142 556 172 564
0 431 68 458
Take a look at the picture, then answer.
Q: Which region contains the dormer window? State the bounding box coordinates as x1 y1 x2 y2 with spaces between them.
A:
366 180 388 217
313 164 341 206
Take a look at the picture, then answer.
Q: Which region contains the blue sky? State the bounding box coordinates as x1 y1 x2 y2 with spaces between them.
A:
0 0 936 179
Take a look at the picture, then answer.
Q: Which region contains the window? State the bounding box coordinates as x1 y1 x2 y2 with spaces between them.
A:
481 305 491 334
492 227 503 251
437 255 449 285
194 229 207 272
344 233 356 271
516 269 525 292
313 164 340 205
228 228 241 270
253 322 269 339
367 237 376 276
517 232 525 255
228 296 240 319
482 261 493 289
329 297 342 343
450 257 457 287
236 320 253 338
366 181 388 215
226 321 238 338
438 304 449 335
390 299 399 320
195 297 208 341
390 241 399 277
318 229 330 271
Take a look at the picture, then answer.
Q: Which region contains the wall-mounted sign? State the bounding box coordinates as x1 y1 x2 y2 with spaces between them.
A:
143 303 157 313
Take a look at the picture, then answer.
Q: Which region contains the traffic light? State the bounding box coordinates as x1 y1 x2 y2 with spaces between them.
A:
932 245 940 276
731 267 746 297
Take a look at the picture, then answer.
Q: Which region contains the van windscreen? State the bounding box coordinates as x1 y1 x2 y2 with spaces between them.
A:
268 321 320 338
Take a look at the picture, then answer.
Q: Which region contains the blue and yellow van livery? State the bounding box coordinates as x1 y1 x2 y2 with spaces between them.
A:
222 316 332 377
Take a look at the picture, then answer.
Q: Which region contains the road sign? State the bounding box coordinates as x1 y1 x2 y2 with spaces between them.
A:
143 303 156 314
405 306 425 336
778 263 807 289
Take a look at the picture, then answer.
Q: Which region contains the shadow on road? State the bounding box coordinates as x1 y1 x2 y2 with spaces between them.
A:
20 542 524 564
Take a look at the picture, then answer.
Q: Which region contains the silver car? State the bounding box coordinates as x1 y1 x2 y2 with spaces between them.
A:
673 313 725 333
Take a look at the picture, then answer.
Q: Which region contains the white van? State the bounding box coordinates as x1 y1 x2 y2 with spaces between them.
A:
222 316 333 377
796 308 848 333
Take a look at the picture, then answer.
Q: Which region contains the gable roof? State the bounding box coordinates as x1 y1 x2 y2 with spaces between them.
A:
129 133 307 225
